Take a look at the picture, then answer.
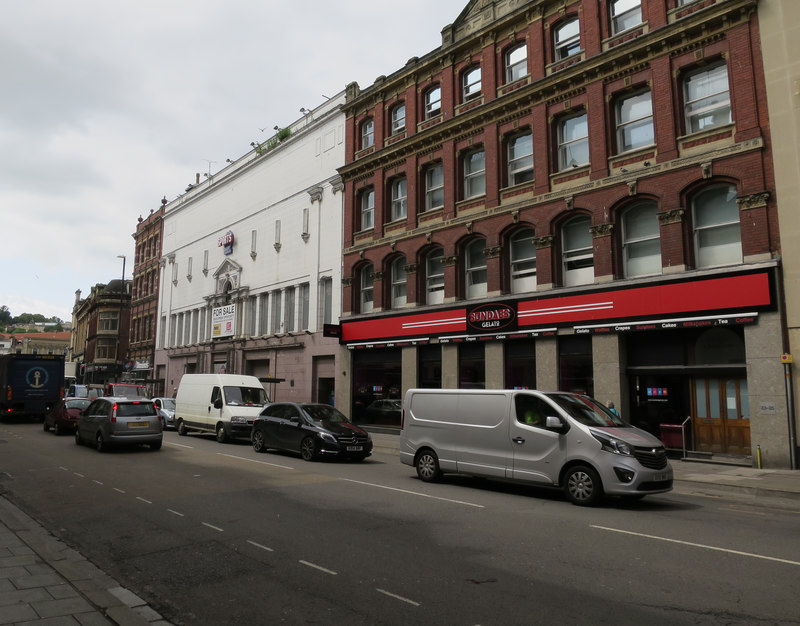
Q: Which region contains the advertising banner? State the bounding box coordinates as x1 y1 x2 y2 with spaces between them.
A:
212 304 236 338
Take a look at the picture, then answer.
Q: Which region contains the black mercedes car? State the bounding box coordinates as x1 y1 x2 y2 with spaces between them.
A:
251 402 372 461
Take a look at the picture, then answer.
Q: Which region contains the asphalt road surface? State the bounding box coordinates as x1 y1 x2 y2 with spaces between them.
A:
2 421 799 625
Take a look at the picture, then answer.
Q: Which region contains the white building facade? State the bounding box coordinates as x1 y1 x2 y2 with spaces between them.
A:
153 94 345 405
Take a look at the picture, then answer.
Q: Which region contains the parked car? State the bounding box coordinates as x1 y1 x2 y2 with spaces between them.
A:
43 398 91 435
364 399 402 424
74 397 162 452
153 397 176 429
66 384 105 400
251 402 373 461
104 383 149 399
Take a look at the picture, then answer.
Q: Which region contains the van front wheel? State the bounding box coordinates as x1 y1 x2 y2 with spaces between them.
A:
216 424 227 443
564 465 602 506
415 450 441 483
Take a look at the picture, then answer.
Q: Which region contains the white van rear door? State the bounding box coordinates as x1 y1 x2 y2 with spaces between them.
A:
509 393 564 484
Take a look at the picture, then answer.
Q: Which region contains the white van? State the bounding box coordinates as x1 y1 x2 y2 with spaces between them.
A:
400 389 673 506
174 374 269 443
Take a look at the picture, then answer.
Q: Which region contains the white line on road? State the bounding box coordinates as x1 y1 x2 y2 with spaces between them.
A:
137 497 152 504
93 480 104 485
376 588 421 606
113 488 125 494
591 525 800 567
299 560 337 575
166 441 194 449
247 540 274 552
341 478 485 508
202 522 224 532
168 509 185 517
217 452 294 470
73 473 84 478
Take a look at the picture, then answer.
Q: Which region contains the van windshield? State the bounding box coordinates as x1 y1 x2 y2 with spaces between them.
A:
545 393 628 427
224 386 268 406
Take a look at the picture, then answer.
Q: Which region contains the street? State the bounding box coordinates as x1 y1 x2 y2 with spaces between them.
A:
1 421 799 625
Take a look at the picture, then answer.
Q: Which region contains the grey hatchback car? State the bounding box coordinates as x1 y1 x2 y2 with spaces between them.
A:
75 397 163 452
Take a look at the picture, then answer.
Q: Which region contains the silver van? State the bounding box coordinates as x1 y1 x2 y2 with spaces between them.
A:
399 389 673 506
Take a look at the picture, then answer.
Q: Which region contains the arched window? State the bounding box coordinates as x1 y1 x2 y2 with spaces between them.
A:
505 44 527 82
510 228 537 293
360 118 374 149
425 248 445 304
693 184 741 267
424 85 441 119
465 239 487 299
555 18 580 60
391 103 406 135
390 257 407 308
462 66 482 101
622 202 661 277
360 264 374 313
562 216 593 286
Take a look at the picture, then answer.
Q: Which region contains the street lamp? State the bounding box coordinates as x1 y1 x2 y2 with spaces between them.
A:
117 255 126 383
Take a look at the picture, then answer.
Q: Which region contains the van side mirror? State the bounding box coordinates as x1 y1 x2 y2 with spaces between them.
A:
545 415 568 433
213 398 223 409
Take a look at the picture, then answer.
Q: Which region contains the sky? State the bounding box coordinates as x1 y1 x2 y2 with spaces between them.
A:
0 0 467 323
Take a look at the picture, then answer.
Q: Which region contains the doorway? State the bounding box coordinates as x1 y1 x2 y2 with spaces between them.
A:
691 377 750 455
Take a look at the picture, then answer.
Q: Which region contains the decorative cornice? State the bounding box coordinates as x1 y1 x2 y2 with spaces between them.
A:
591 223 614 238
736 191 770 211
658 208 685 225
485 245 503 258
341 277 353 287
308 186 323 203
442 255 458 267
533 235 553 249
403 263 418 274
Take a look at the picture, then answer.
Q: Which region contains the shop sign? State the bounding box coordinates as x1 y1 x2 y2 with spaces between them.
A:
218 230 235 255
467 303 517 333
212 304 236 338
575 313 758 334
134 359 150 370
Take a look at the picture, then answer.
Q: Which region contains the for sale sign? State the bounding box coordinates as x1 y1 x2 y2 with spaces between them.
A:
212 304 236 338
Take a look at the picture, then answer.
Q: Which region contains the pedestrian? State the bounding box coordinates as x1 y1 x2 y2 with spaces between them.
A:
607 401 618 416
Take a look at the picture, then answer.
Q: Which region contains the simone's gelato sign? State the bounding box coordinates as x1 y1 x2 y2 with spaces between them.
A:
467 303 517 332
212 304 236 338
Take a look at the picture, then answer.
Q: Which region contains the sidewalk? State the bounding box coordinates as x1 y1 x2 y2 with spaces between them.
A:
0 497 169 625
369 431 800 503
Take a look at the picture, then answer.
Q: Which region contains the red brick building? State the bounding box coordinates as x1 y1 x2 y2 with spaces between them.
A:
337 0 788 465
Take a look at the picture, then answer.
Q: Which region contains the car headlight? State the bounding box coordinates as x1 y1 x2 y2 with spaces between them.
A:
591 431 632 456
319 432 337 444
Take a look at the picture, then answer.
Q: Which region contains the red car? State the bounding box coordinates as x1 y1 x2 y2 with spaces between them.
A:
43 398 91 435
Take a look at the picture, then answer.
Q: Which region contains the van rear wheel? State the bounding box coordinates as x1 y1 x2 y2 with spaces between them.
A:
177 420 188 436
415 449 441 483
564 465 602 506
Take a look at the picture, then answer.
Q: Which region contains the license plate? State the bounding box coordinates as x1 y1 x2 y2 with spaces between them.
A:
653 471 669 481
128 421 149 428
346 446 363 452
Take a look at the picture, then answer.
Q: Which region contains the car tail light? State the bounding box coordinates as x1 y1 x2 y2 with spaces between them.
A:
112 402 118 422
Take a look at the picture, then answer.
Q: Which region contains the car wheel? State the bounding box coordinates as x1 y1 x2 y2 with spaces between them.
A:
43 420 50 432
149 440 162 451
95 432 106 453
177 420 188 436
53 422 61 436
415 449 442 482
74 430 82 446
215 424 227 444
564 465 603 506
252 429 266 453
300 437 317 461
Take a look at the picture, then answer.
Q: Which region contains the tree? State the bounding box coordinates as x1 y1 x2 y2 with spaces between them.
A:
0 306 11 326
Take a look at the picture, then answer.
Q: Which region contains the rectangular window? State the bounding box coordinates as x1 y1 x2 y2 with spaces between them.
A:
271 291 282 334
611 0 642 34
98 311 119 332
299 283 310 330
425 164 444 211
463 66 481 101
684 63 731 133
320 278 333 326
506 44 527 82
459 342 485 390
259 293 269 335
616 91 653 152
249 296 258 336
187 257 193 279
203 250 209 273
361 266 374 314
508 133 534 186
361 118 374 149
425 86 442 119
391 103 406 134
360 188 374 230
558 113 589 170
274 220 281 246
302 208 309 238
426 250 445 305
284 287 296 333
391 177 407 221
464 150 486 199
555 18 580 60
96 339 116 360
251 230 257 256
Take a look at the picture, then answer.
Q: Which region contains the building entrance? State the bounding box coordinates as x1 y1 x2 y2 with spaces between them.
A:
691 377 750 455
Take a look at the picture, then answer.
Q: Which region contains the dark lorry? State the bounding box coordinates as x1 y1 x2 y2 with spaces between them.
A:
0 354 65 421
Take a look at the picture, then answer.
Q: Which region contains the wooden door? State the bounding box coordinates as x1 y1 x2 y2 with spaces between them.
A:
691 377 750 455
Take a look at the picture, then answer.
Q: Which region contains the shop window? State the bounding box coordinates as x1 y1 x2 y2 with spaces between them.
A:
505 43 528 82
507 132 534 186
683 62 731 134
562 216 594 286
391 102 406 135
558 334 593 396
360 264 374 314
424 85 442 119
463 149 486 199
465 239 487 299
554 18 580 60
462 65 482 101
459 342 485 389
424 163 444 211
390 257 407 308
390 177 407 221
505 340 536 390
359 187 374 231
611 0 642 34
360 118 374 149
510 228 537 293
351 348 402 424
616 90 653 153
692 184 741 268
622 201 661 277
557 113 589 170
425 248 445 304
418 344 442 388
